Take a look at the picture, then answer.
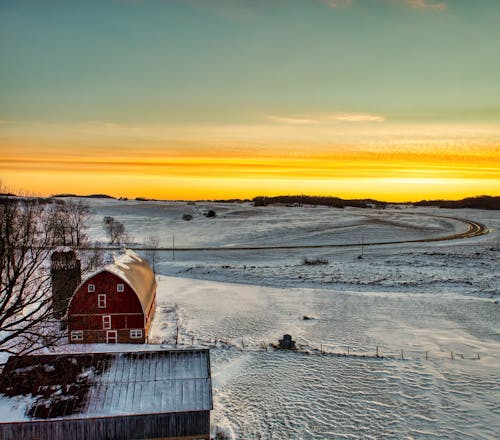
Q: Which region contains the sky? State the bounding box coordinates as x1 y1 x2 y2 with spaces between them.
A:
0 0 499 201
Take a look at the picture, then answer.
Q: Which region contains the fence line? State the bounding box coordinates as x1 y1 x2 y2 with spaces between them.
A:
303 342 481 362
154 333 483 363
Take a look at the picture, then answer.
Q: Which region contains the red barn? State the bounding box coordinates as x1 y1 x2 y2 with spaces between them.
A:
67 250 156 344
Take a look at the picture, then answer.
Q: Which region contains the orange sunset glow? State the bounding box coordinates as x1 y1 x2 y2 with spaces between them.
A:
1 120 499 201
1 1 499 201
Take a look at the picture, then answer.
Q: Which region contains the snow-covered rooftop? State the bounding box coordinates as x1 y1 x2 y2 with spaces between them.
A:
106 249 156 315
0 349 212 422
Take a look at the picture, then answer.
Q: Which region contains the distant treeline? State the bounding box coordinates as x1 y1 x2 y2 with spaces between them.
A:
413 195 500 210
3 193 498 210
253 195 386 208
52 194 116 199
252 195 500 210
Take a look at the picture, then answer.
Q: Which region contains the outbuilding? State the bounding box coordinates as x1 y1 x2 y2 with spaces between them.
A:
67 250 156 344
0 348 212 440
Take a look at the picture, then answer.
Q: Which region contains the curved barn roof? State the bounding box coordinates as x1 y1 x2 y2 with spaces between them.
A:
106 249 156 315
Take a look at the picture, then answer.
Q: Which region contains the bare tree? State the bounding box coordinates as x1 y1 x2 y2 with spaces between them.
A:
143 234 160 273
82 242 106 274
66 200 91 246
0 197 62 355
48 199 91 247
103 216 126 244
47 199 70 246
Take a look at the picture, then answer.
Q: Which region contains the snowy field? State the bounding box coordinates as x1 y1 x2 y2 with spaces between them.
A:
83 200 500 439
150 276 499 439
88 199 499 297
87 200 500 437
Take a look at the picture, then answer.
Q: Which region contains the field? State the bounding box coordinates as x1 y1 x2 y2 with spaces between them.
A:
86 200 500 438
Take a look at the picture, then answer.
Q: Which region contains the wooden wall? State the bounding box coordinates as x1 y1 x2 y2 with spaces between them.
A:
0 410 210 440
68 271 146 344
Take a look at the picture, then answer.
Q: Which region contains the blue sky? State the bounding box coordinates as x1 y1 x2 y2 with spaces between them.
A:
2 0 499 124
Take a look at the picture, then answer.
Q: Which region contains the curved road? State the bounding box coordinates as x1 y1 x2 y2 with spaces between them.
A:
119 213 488 253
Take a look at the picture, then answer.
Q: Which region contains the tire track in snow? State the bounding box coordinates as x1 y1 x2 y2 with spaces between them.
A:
91 214 488 252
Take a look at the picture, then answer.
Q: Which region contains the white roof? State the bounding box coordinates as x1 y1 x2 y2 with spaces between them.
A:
106 250 156 314
0 349 212 421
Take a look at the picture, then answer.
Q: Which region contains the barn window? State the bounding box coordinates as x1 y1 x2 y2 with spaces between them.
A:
98 294 106 308
117 283 124 292
71 330 83 341
130 329 143 339
103 315 111 329
88 284 95 293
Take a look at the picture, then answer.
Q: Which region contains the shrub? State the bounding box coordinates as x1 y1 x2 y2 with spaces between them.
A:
302 257 329 266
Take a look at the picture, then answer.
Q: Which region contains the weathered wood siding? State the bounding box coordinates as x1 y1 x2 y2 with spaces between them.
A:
68 271 146 344
69 271 144 319
68 328 146 344
0 411 210 440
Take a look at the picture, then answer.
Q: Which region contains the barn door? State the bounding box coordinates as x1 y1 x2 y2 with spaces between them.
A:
106 330 117 343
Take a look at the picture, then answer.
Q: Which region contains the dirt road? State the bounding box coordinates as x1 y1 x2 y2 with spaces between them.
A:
100 213 488 252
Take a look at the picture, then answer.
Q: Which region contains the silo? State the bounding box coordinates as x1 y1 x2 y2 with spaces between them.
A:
51 248 81 320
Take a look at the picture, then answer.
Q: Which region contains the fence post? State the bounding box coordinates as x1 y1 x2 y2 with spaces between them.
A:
320 343 323 354
477 353 480 360
376 346 379 357
450 351 454 360
425 351 428 360
400 349 404 360
347 346 350 356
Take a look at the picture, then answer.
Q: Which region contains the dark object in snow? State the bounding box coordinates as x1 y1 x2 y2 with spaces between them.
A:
0 349 212 440
182 214 193 221
303 257 329 265
302 315 314 320
278 334 296 350
204 210 216 218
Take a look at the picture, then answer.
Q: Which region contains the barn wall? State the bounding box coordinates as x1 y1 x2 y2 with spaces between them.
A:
144 295 156 337
70 329 146 344
69 313 144 331
68 272 143 317
68 271 149 344
0 411 210 440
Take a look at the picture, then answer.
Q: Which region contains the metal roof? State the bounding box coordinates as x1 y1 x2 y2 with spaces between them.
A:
0 349 212 422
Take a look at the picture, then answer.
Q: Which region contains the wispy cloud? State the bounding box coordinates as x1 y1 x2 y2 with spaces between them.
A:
266 112 386 125
328 112 386 122
265 115 321 125
321 0 447 12
403 0 447 11
321 0 353 8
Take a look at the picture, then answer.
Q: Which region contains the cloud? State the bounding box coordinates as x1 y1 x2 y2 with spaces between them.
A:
320 0 447 12
403 0 447 11
265 115 321 125
328 112 386 122
321 0 353 8
266 112 386 125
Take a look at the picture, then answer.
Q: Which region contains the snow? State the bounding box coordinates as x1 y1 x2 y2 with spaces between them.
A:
0 394 38 422
1 199 499 438
150 276 499 439
107 249 143 284
87 200 500 437
0 349 211 422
